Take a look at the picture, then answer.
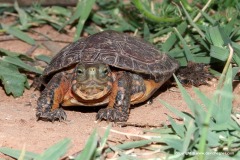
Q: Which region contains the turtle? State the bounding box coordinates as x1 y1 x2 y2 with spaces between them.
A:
36 30 179 122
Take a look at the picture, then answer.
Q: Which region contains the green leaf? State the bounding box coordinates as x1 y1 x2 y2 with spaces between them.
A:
162 22 187 52
2 24 35 45
0 48 20 57
0 48 34 61
181 120 196 153
0 61 28 97
232 67 240 79
173 74 205 124
193 87 218 116
200 10 216 25
14 1 29 29
161 138 184 152
210 45 229 61
207 131 220 147
112 140 151 152
75 129 98 160
132 0 181 23
47 6 71 17
209 26 224 47
180 1 205 38
168 116 185 138
35 138 70 160
2 56 42 74
0 147 38 160
71 0 96 40
143 22 150 41
216 64 233 123
95 125 111 156
174 27 195 62
35 55 52 64
160 100 192 122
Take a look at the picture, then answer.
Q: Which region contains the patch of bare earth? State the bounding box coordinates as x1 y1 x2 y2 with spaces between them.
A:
0 25 239 159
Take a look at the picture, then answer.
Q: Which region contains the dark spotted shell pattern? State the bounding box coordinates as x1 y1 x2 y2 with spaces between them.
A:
43 30 179 82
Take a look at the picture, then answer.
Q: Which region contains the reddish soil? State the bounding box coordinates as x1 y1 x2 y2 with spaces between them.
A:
0 25 239 159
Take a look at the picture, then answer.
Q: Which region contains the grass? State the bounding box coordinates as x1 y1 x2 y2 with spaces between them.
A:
0 60 239 159
0 0 240 159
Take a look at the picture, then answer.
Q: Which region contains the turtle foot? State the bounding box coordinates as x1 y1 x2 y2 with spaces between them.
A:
36 108 67 122
96 108 128 122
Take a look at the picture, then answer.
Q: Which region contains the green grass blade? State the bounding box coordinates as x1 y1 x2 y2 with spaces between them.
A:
193 87 218 117
63 1 83 26
35 138 71 160
74 0 96 41
161 138 184 152
14 1 29 29
173 74 204 118
143 22 150 41
209 26 224 47
232 67 240 79
0 147 38 160
198 66 233 159
180 1 205 38
2 56 42 74
2 24 35 45
200 10 216 25
95 125 111 156
217 64 233 123
132 0 181 23
193 35 209 50
106 140 151 154
160 100 192 121
168 116 185 138
75 129 98 160
47 6 71 17
35 55 51 64
162 22 187 52
0 48 21 57
173 27 195 61
181 120 196 153
0 48 34 62
210 45 229 61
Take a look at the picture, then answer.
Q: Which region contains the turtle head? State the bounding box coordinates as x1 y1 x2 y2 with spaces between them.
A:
72 63 113 100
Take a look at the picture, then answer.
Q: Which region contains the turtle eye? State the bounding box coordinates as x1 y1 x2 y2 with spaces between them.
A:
77 69 84 75
103 68 109 75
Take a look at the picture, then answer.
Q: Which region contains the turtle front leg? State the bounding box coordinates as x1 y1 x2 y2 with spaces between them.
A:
36 72 70 121
96 71 132 122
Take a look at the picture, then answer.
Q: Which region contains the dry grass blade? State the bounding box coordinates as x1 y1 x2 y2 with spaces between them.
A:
102 127 160 140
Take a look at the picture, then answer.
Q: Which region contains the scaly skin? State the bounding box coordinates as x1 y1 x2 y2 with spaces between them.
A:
36 72 70 121
96 71 132 122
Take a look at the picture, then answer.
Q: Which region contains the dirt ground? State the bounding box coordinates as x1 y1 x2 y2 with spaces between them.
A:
0 25 239 159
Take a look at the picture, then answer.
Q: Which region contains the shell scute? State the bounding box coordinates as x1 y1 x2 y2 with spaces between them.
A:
43 30 179 81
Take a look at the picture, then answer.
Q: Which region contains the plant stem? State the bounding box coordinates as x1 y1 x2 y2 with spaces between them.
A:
217 44 234 89
193 0 213 22
132 0 181 23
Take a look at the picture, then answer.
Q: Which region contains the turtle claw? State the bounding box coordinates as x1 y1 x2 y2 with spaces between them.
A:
96 108 128 122
36 108 67 122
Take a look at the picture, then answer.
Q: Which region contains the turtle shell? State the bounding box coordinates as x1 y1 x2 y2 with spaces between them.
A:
43 30 179 82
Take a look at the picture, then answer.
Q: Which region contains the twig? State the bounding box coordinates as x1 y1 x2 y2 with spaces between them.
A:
25 45 39 56
115 122 163 128
61 150 81 160
102 127 161 140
